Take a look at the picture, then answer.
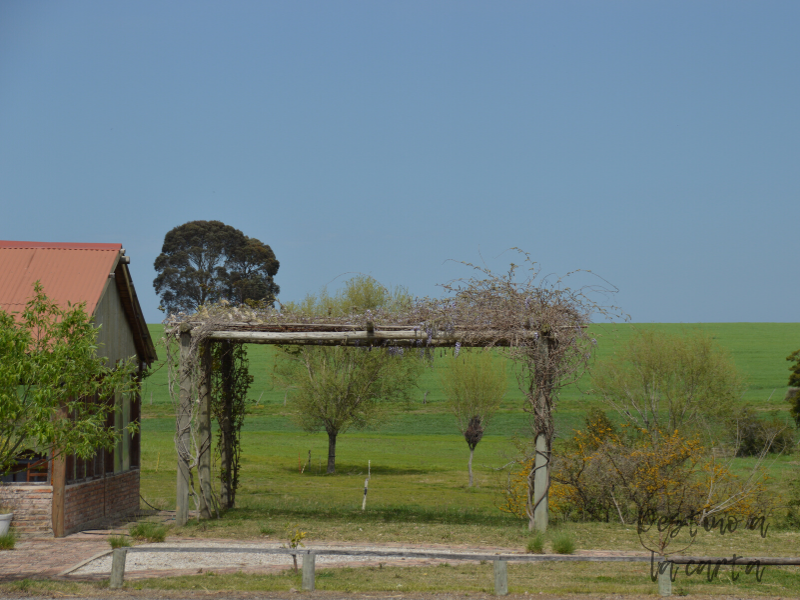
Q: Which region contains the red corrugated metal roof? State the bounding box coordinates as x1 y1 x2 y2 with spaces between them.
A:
0 240 121 316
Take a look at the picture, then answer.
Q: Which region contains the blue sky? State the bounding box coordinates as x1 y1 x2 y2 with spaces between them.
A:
1 1 798 324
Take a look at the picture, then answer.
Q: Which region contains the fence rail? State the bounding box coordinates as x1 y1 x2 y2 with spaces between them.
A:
107 547 800 596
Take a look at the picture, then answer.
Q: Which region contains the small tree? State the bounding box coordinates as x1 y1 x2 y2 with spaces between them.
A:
591 329 745 445
0 282 139 476
440 350 507 486
276 346 420 474
286 274 411 317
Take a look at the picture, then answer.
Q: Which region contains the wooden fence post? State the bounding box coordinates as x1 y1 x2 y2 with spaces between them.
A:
302 551 316 591
658 562 672 597
493 559 508 596
109 548 127 589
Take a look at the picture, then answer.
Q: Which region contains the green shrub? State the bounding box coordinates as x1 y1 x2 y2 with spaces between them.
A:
525 531 544 554
129 521 169 543
259 524 276 536
551 531 575 555
727 405 795 457
0 531 15 550
108 535 131 549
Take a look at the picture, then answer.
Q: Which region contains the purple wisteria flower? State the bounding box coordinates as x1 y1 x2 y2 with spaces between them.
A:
454 341 461 358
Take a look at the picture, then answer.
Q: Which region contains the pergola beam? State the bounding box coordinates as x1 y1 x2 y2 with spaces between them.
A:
206 329 527 346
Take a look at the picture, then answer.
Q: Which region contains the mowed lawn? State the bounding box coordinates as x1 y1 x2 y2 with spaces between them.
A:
139 322 800 525
82 322 800 596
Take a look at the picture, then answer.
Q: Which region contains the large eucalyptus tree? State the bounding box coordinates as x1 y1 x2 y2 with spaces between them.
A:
153 220 279 315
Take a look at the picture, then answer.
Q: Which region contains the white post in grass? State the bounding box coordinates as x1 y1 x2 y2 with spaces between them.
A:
658 561 672 597
361 478 369 510
302 552 316 591
109 548 127 589
493 559 508 596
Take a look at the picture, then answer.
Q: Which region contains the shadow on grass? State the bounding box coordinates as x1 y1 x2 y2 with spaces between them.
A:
204 502 518 527
279 463 441 476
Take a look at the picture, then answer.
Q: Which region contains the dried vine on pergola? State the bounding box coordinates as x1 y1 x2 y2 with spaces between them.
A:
163 250 624 530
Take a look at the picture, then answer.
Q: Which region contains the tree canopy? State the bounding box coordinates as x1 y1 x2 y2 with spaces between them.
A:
153 220 279 315
591 329 745 444
440 349 507 486
0 282 139 476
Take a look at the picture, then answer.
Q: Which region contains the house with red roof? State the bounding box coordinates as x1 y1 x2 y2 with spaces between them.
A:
0 241 157 537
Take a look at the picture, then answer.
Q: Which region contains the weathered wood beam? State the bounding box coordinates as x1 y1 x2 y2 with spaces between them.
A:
205 330 526 346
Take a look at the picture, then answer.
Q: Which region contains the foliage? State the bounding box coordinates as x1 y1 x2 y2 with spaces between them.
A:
284 523 307 573
440 350 507 486
783 474 800 529
275 346 420 474
591 329 745 444
154 220 279 315
525 531 545 554
0 282 139 477
0 531 14 550
438 251 624 531
786 349 800 427
551 531 576 554
787 349 800 388
725 405 794 457
211 341 253 508
108 535 131 549
129 521 169 543
285 275 412 317
502 409 773 556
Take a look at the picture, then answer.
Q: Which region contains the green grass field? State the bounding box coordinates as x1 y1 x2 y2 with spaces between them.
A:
129 322 800 596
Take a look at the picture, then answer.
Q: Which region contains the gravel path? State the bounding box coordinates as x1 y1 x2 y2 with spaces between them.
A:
71 541 497 575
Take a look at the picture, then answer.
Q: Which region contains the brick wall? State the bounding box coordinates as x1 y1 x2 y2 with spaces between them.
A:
0 485 54 537
63 470 140 535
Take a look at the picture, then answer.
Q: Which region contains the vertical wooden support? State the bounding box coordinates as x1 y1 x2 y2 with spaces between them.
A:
302 552 316 591
533 434 549 532
493 560 508 596
51 406 67 538
658 562 673 597
109 548 128 589
219 341 234 509
198 342 213 519
176 330 192 527
51 454 66 537
533 336 550 533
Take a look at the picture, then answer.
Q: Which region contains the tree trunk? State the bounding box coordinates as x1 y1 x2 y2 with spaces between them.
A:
220 341 234 508
468 447 474 487
327 431 337 474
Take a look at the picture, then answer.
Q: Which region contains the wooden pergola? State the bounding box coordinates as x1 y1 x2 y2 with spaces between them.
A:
174 321 552 527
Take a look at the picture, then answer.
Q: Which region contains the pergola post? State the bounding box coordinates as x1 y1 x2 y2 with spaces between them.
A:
198 341 213 519
176 330 193 526
219 340 234 508
533 336 551 533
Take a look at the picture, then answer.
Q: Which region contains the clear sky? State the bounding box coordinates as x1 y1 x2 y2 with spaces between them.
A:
1 1 798 324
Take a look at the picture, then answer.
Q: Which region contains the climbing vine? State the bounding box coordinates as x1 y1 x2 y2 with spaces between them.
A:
211 341 253 508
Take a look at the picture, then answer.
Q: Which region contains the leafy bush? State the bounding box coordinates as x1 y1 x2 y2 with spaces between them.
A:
0 531 15 550
727 405 795 457
129 521 168 543
525 531 545 554
108 535 130 549
551 532 575 554
259 524 276 535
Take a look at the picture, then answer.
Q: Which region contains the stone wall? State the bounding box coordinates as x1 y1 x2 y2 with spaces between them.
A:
0 485 53 537
63 470 140 535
